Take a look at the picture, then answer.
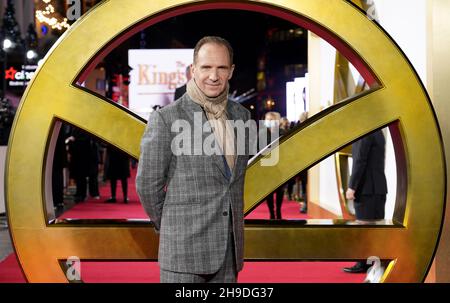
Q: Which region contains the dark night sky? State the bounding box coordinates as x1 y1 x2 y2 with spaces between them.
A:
104 9 307 115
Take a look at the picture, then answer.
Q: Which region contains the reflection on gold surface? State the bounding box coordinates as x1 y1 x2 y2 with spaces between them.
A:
5 0 446 282
333 49 367 220
335 150 355 219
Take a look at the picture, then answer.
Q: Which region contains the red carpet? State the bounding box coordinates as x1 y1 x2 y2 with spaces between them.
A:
58 194 308 220
0 254 364 283
58 167 308 220
0 254 26 283
0 168 365 283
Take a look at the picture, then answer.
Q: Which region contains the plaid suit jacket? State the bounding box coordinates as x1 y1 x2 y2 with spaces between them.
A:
136 94 251 274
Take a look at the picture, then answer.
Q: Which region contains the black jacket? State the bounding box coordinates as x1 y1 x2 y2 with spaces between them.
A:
174 84 187 101
349 130 388 197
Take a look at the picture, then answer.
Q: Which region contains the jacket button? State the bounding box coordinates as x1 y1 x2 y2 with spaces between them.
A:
223 211 228 216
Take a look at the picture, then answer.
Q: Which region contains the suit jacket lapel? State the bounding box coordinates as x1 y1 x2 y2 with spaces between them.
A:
226 102 248 183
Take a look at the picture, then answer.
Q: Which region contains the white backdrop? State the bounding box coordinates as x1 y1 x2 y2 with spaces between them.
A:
128 49 193 119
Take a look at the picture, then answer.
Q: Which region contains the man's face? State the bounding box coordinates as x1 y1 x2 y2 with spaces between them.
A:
264 114 279 129
191 43 235 98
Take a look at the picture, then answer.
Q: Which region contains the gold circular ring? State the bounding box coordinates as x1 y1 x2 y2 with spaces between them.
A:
6 0 445 282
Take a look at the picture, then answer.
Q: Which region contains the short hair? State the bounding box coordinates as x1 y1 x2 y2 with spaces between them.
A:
193 36 234 65
265 111 281 120
299 111 308 123
280 117 290 124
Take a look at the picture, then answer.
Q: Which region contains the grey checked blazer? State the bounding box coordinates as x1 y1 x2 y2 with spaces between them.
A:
136 94 251 274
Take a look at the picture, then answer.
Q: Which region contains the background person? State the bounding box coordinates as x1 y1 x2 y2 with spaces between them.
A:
297 111 309 213
260 111 284 219
66 127 100 203
174 65 192 101
104 146 130 203
343 129 387 273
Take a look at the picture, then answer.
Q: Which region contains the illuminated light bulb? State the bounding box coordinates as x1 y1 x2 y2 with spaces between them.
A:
27 50 38 60
3 38 12 49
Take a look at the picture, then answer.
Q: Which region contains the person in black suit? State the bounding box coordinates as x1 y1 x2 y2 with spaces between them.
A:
174 65 192 101
104 146 130 203
67 127 100 203
260 111 284 219
343 129 388 273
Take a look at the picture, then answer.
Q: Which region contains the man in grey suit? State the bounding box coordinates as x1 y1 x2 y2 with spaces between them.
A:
136 36 251 283
343 129 388 273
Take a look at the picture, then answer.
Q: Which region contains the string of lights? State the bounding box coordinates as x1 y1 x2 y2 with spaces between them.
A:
35 0 70 31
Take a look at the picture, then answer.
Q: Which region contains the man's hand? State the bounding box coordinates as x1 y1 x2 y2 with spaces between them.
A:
346 188 355 200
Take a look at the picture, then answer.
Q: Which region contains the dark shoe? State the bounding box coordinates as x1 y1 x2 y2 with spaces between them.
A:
124 198 129 204
54 202 64 209
343 262 369 273
300 203 307 213
105 197 116 203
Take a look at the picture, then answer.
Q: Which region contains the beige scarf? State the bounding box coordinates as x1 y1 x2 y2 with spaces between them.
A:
186 79 236 171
